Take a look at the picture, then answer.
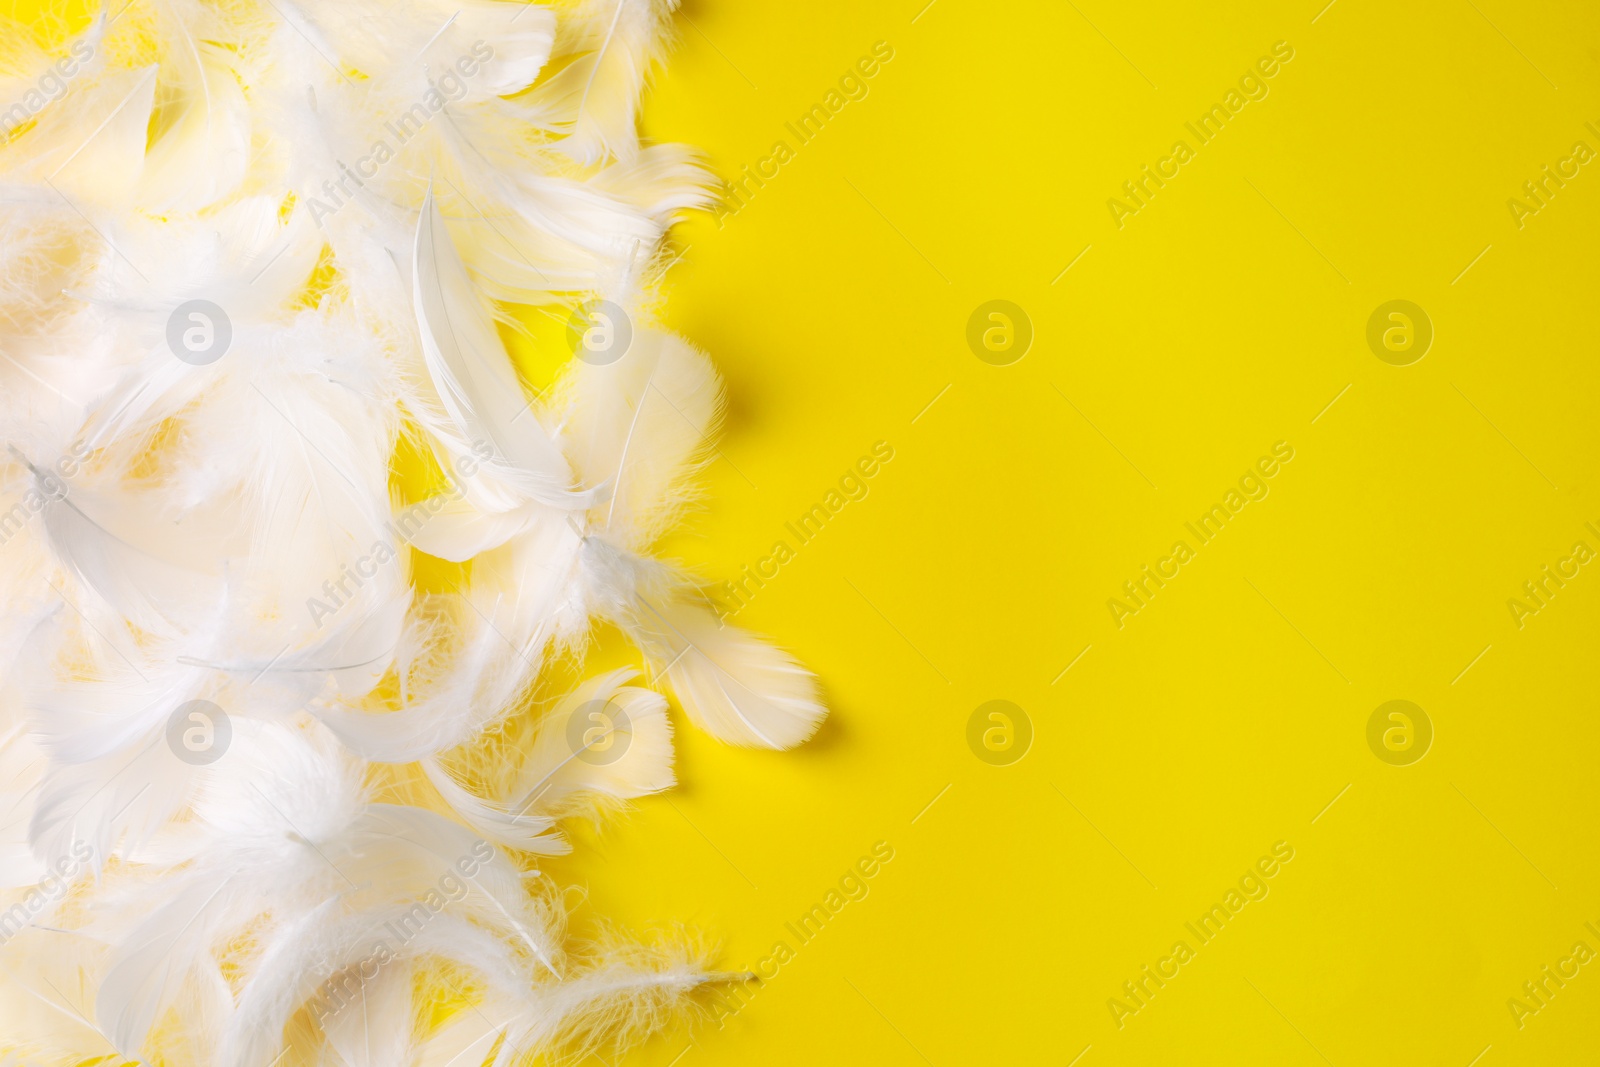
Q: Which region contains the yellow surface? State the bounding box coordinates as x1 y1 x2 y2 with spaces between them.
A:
619 0 1600 1063
9 0 1600 1064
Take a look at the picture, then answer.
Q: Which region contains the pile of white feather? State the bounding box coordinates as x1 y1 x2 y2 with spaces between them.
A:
0 0 825 1063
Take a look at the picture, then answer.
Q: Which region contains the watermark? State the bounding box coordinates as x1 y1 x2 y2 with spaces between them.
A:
708 841 895 1027
1507 124 1599 230
0 36 95 138
166 299 233 365
715 441 895 620
1366 700 1431 766
307 441 490 628
0 839 94 945
0 440 90 546
1365 300 1431 366
1506 524 1597 629
966 700 1032 766
1108 840 1295 1029
308 839 495 1024
1507 925 1600 1030
1108 441 1295 628
714 41 895 227
1107 41 1296 229
306 42 496 227
565 299 632 366
165 699 231 765
564 695 633 765
966 300 1032 366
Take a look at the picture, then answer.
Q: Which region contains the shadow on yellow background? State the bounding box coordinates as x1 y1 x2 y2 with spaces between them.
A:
621 0 1600 1063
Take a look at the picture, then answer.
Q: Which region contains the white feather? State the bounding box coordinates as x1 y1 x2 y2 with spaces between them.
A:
420 667 674 851
413 192 587 509
561 327 721 550
0 1 825 1063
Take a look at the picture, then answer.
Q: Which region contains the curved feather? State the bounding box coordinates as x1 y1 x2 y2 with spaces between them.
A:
419 668 673 851
633 594 825 749
562 328 721 550
413 192 587 508
136 32 251 214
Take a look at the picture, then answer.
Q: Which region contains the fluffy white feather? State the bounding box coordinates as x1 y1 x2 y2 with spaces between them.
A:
0 0 824 1063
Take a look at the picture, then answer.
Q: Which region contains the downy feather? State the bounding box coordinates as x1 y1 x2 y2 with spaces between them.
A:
0 1 825 1064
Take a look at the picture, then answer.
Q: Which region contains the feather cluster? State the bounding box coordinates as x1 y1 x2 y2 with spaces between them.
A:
0 1 825 1063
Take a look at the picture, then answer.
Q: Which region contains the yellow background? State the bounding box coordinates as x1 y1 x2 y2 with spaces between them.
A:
616 0 1600 1063
10 0 1600 1063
